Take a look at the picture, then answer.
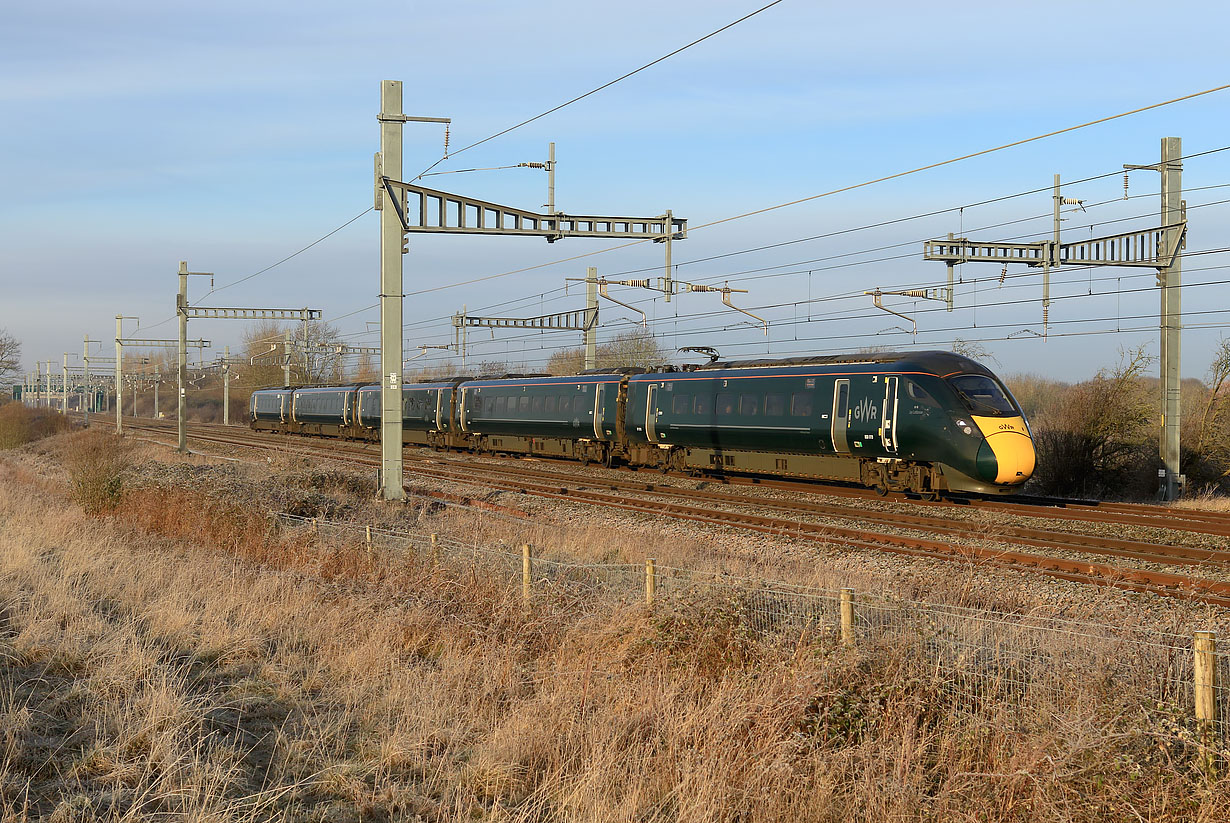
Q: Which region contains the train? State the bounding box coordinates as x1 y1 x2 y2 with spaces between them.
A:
250 350 1036 497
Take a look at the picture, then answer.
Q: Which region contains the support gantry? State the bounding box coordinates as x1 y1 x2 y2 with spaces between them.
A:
374 79 687 500
922 137 1186 499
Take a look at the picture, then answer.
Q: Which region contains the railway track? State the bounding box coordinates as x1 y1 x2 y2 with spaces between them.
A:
106 416 1230 607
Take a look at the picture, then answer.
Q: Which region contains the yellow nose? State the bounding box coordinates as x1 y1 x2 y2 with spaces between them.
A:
972 416 1036 484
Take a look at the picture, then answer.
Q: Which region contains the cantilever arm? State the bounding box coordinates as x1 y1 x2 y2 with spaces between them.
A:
597 281 647 326
720 288 768 335
865 289 919 337
685 282 767 334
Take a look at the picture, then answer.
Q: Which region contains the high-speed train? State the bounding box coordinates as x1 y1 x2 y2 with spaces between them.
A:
251 351 1035 496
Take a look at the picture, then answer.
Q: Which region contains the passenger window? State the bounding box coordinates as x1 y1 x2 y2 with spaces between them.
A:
764 393 785 416
672 394 690 415
693 394 711 415
544 395 556 413
740 394 759 416
716 393 735 416
518 396 530 412
791 392 813 417
532 396 543 413
494 396 506 413
559 394 572 414
835 383 849 418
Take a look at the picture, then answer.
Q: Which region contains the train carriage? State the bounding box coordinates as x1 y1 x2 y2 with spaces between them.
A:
459 374 623 462
625 352 1033 495
354 381 461 445
290 386 360 437
250 388 291 431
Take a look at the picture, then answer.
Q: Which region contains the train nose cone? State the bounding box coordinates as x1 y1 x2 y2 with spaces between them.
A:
972 416 1036 485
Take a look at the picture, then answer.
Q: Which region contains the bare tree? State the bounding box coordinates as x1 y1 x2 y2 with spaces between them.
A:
354 351 377 382
547 329 666 375
951 337 997 365
0 329 20 383
1030 345 1156 497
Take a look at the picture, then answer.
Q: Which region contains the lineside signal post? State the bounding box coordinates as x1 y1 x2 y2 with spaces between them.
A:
374 78 687 501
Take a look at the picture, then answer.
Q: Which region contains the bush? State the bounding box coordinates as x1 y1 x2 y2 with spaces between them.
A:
63 429 132 514
1025 347 1157 498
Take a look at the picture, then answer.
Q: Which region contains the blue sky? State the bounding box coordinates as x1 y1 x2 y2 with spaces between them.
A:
3 0 1229 383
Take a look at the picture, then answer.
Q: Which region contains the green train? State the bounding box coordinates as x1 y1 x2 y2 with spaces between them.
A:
251 350 1035 496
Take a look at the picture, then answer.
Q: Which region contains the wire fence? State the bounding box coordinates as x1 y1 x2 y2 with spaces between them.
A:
275 512 1230 756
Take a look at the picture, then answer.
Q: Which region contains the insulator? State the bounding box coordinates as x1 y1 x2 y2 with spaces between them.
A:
901 289 929 298
523 162 546 169
1123 171 1130 201
443 124 450 155
1061 197 1082 206
999 264 1008 287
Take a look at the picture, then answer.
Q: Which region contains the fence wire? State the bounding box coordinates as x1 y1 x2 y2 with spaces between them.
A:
273 512 1230 751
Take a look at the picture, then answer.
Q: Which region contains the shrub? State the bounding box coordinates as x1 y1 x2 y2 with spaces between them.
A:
63 429 132 514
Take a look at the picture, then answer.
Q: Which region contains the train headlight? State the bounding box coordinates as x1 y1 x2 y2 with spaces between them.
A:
963 426 973 435
956 418 975 436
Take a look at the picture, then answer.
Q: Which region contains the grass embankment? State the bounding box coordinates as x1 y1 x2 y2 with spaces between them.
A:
0 431 1227 820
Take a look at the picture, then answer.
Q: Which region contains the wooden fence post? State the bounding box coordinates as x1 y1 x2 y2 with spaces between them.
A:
364 525 372 554
430 533 439 565
645 557 656 606
1194 630 1218 768
522 544 532 607
840 588 855 645
312 517 319 535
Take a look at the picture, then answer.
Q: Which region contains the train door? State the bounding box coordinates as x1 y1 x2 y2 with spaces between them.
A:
831 379 850 453
881 376 899 453
435 390 446 431
645 384 660 442
594 383 605 440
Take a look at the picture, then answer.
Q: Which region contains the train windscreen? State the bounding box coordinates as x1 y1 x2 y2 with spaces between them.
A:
947 374 1017 417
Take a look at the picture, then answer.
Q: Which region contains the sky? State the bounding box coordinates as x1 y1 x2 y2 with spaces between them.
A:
3 0 1230 385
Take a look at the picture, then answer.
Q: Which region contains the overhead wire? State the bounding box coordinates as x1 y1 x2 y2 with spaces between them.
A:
410 0 787 180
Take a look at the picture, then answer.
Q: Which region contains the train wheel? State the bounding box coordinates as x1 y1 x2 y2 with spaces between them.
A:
874 484 888 497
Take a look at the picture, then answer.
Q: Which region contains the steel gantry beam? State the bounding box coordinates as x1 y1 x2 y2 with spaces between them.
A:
115 324 208 435
176 260 321 453
374 78 687 500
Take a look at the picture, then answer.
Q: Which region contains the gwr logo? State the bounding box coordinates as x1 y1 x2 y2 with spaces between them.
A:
852 396 879 422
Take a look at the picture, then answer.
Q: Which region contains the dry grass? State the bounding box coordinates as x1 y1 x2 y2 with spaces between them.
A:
0 402 70 450
61 429 133 514
1 448 1229 820
1173 488 1230 512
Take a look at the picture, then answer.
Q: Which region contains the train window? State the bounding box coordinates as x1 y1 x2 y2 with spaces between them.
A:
791 392 814 416
948 374 1016 416
716 393 735 416
835 383 849 418
906 380 938 406
559 394 572 414
764 393 785 416
672 394 690 414
544 395 556 413
495 396 506 413
693 394 711 415
532 396 543 413
518 396 530 413
740 394 760 416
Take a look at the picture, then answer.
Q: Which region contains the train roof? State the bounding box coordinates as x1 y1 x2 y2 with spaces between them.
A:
666 350 995 376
